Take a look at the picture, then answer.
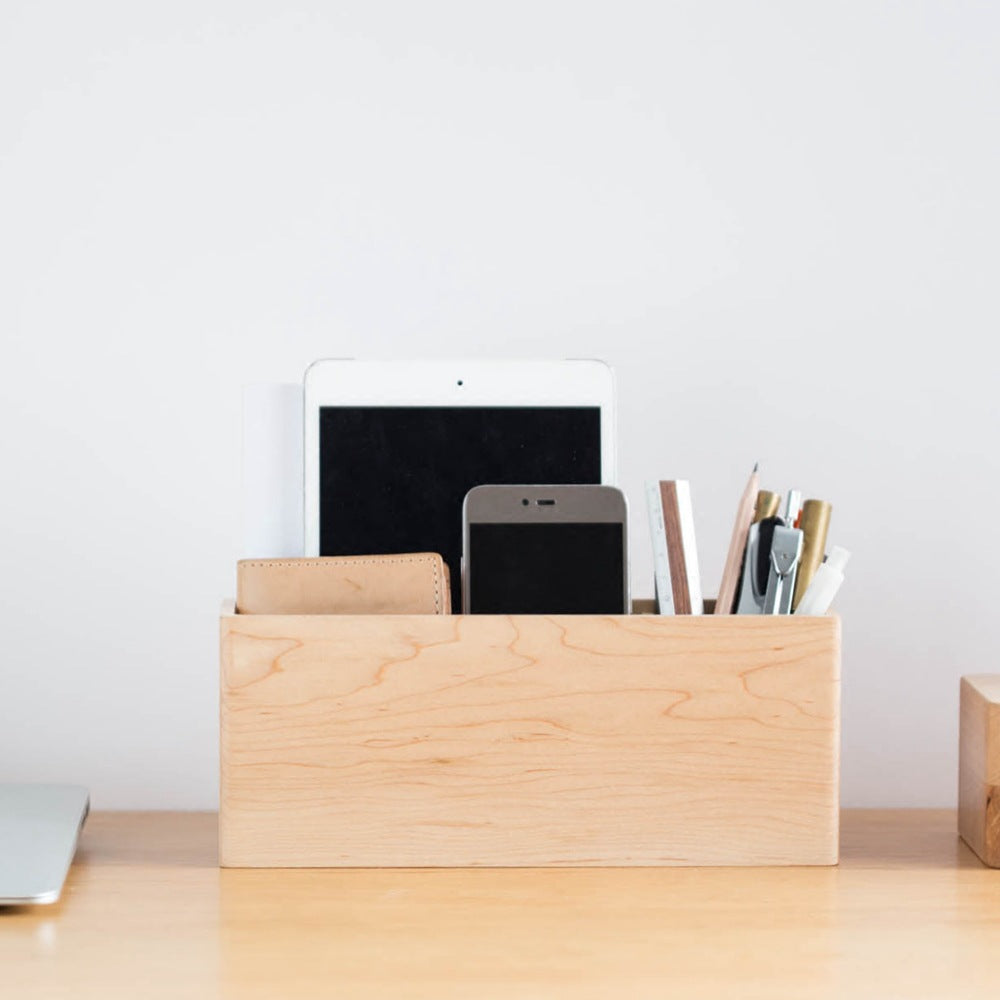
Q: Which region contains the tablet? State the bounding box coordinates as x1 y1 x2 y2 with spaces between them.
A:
303 360 616 610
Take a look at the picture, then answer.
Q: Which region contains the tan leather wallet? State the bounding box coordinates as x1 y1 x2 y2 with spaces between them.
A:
236 554 451 615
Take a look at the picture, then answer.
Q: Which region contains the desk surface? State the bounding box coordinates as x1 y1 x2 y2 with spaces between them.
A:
2 810 997 999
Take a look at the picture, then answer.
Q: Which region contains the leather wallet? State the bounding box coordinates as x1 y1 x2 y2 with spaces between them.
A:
236 553 451 615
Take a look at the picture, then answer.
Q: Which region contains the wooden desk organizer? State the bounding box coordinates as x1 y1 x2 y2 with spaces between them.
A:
220 603 840 867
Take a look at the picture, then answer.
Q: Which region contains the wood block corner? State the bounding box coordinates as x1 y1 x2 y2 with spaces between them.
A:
958 674 1000 867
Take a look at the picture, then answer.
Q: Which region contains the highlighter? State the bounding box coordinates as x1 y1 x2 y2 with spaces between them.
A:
792 499 832 610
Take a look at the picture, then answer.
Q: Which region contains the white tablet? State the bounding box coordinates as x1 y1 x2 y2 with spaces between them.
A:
303 359 616 610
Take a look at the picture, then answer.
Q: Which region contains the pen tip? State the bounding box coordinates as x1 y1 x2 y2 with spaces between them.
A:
753 462 759 473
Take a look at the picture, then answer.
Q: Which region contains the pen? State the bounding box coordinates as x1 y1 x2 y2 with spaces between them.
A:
754 491 781 523
783 489 802 529
793 500 832 610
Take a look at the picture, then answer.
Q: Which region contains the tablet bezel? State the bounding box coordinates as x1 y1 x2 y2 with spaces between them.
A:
302 359 617 556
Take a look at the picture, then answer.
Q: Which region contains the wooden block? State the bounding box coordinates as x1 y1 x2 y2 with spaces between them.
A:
220 604 840 867
959 674 1000 866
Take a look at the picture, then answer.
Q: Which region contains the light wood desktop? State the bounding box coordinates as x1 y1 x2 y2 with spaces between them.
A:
3 810 999 999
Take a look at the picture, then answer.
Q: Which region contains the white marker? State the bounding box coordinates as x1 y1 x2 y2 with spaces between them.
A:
795 547 850 615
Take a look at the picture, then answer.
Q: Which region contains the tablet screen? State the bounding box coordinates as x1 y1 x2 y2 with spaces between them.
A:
319 406 601 610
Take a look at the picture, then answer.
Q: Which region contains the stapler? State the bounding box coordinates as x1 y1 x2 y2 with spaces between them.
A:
736 515 803 615
762 524 803 614
735 519 772 614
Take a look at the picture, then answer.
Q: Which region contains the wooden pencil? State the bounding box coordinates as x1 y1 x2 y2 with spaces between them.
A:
715 465 759 614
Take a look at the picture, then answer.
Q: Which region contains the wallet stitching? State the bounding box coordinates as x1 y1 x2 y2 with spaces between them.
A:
239 557 437 568
239 555 444 614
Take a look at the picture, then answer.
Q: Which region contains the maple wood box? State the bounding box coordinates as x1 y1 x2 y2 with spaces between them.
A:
219 602 841 868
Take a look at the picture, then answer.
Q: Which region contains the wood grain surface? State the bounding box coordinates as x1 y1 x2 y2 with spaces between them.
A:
4 810 999 1000
959 674 1000 866
220 607 840 867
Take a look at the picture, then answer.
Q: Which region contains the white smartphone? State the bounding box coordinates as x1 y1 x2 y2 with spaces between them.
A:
462 485 629 615
303 359 617 611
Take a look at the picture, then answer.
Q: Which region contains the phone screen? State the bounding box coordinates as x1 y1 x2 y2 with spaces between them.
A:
468 522 625 614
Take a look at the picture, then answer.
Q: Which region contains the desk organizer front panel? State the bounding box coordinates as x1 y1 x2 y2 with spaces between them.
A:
220 608 840 867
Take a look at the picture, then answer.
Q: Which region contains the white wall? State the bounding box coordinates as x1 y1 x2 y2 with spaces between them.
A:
2 1 997 808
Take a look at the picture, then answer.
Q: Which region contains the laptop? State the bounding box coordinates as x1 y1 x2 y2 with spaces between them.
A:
0 784 89 905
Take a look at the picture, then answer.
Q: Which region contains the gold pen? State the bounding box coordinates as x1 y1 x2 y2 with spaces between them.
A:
793 499 832 610
754 491 781 523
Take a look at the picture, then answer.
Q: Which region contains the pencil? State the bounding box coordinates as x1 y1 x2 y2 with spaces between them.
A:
715 464 759 614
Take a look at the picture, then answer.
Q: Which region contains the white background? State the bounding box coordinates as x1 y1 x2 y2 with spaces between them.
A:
2 1 997 809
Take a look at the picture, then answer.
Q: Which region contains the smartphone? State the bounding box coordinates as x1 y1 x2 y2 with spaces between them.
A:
462 485 629 614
